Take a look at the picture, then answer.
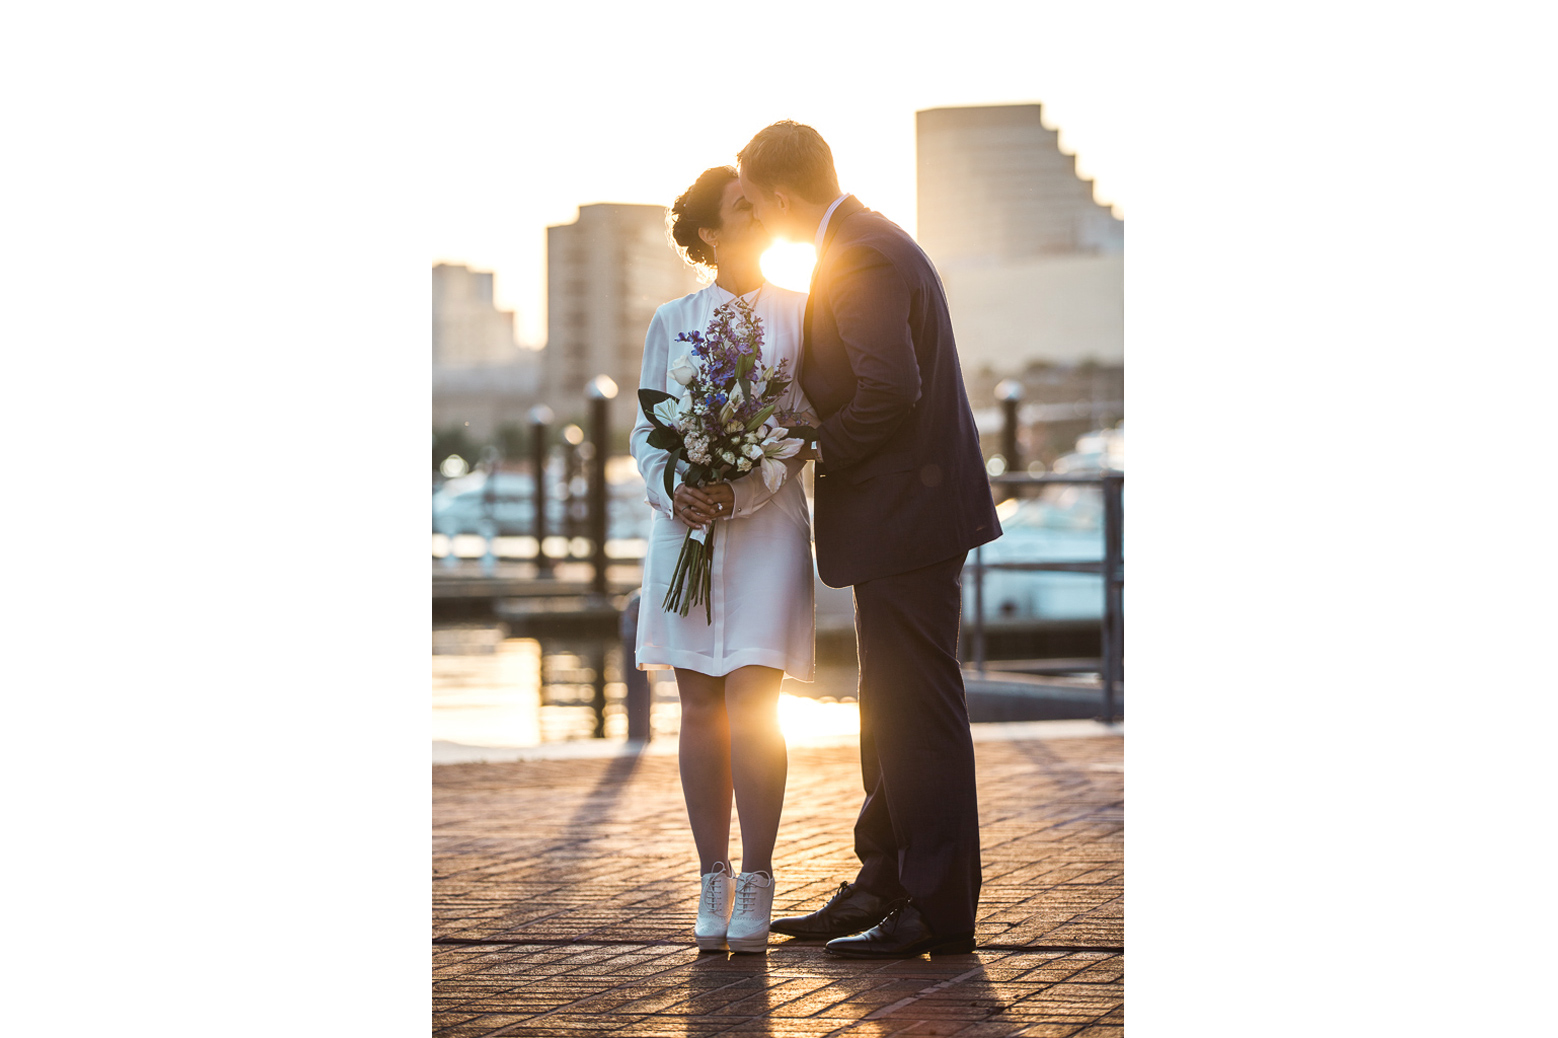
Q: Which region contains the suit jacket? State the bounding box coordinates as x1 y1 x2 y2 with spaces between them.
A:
801 195 1001 588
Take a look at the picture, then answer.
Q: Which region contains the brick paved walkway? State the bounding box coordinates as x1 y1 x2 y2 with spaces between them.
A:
434 727 1123 1036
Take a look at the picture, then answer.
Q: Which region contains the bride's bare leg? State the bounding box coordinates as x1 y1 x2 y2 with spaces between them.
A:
674 668 732 873
723 665 788 874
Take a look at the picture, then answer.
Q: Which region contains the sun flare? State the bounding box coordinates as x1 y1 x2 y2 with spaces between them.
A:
760 242 817 293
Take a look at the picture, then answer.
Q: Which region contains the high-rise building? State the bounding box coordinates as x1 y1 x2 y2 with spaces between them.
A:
916 105 1123 368
432 263 522 367
544 204 704 409
917 104 1122 270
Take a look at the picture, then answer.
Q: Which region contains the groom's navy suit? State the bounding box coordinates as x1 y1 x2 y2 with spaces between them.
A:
800 195 1001 938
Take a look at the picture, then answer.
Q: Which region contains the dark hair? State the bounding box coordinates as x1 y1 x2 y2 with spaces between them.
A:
668 166 737 273
737 120 841 205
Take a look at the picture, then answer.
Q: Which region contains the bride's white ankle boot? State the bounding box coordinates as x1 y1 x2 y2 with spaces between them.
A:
695 862 736 951
726 870 775 953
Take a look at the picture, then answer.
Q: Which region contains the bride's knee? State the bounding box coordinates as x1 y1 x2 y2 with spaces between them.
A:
723 686 782 728
675 671 726 714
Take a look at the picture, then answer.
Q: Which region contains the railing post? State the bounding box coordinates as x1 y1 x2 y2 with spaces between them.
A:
480 445 499 577
528 405 554 579
972 543 986 675
561 424 584 543
621 589 651 742
1100 473 1124 724
994 379 1024 501
585 376 618 597
590 641 608 739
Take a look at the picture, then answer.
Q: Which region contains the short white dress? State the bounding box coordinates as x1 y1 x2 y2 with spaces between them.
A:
631 280 816 681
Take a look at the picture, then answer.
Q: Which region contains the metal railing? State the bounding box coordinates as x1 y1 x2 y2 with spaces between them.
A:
435 377 622 588
966 471 1124 725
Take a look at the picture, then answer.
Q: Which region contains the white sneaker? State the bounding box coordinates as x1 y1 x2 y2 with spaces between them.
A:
726 870 775 953
695 862 735 951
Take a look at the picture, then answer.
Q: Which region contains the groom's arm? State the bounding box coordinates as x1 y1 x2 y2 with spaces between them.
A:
815 244 921 472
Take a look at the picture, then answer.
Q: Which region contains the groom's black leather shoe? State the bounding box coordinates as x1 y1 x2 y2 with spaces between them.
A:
769 882 892 940
824 900 976 958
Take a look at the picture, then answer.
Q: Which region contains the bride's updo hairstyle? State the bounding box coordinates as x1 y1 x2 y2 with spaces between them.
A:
668 165 737 278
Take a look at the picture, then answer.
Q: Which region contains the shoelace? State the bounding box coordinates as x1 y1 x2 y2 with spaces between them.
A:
875 900 909 934
701 868 727 912
735 873 770 913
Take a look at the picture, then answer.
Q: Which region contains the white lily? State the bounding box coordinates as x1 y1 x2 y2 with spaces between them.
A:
756 422 803 492
718 381 744 425
651 398 681 430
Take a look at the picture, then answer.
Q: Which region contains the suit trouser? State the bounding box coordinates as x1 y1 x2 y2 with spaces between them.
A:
850 551 982 937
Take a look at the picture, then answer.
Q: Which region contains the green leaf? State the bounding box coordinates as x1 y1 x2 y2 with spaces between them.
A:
639 388 676 429
647 427 680 451
662 446 681 501
745 403 776 431
736 353 755 379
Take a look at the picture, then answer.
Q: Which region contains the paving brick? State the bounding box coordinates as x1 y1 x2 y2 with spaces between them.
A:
434 731 1124 1036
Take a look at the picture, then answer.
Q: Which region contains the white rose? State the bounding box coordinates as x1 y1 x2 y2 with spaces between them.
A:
668 353 699 386
743 443 763 460
737 457 753 472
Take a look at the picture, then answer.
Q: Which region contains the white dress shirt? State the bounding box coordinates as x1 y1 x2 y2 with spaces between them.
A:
813 192 850 259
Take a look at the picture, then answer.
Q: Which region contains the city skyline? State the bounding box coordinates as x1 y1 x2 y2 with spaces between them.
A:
427 4 1127 347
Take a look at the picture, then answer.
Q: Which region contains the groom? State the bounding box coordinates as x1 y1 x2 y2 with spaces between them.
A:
737 121 1001 957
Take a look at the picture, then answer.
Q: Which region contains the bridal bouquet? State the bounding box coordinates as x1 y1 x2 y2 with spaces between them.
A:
639 295 807 622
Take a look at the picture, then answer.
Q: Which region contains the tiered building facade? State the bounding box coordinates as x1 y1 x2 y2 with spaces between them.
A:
916 104 1123 369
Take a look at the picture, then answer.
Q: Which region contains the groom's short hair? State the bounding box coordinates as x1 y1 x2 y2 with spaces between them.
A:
737 121 841 204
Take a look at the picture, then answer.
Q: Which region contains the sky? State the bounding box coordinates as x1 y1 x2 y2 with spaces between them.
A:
427 1 1129 347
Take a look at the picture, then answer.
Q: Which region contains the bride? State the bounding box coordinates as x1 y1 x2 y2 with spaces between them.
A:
631 164 815 954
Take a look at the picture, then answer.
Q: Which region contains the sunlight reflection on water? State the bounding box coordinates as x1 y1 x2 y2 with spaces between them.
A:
777 691 861 739
432 626 859 751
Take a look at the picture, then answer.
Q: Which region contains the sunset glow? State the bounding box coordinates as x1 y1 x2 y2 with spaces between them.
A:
777 692 860 742
760 242 817 293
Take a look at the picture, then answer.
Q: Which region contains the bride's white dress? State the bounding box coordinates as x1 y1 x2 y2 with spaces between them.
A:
631 280 816 681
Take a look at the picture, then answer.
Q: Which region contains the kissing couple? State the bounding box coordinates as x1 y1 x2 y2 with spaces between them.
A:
630 120 1002 957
